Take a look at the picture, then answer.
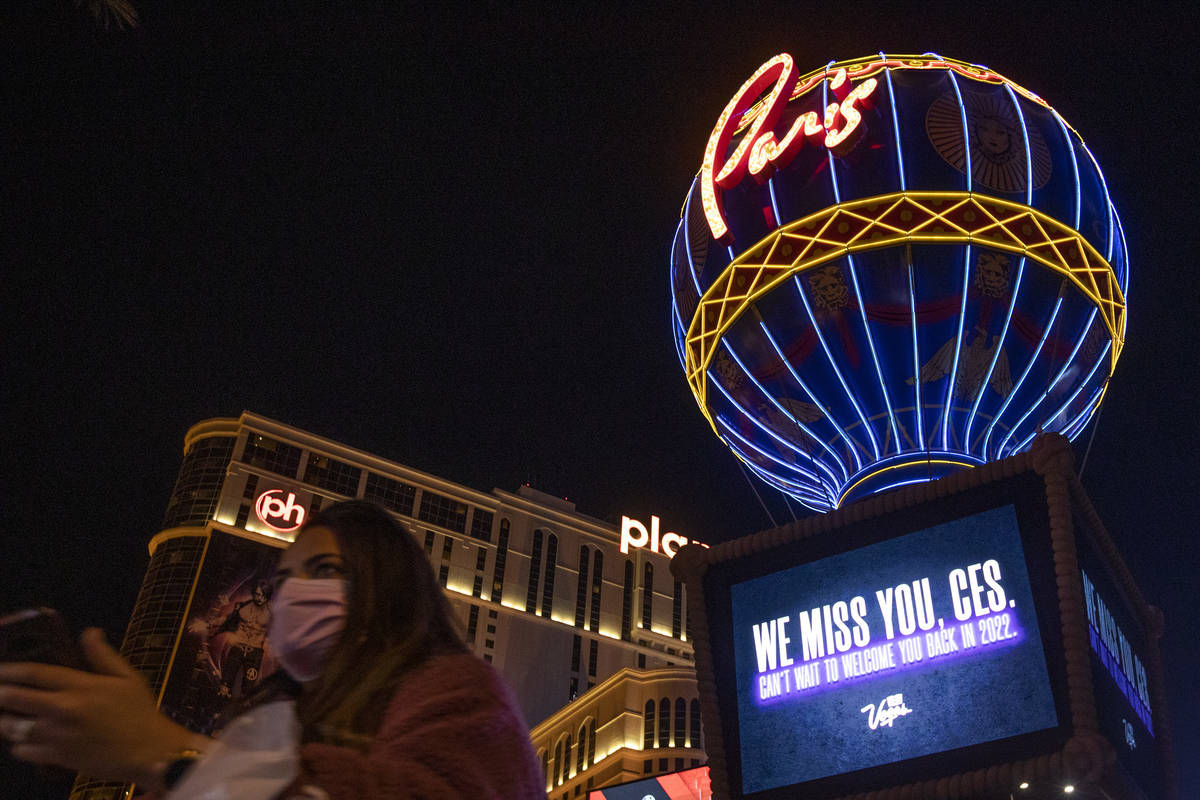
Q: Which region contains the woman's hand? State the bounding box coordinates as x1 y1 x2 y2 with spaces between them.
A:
0 628 206 786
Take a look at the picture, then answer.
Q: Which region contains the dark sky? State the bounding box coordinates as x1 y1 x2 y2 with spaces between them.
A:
4 3 1197 797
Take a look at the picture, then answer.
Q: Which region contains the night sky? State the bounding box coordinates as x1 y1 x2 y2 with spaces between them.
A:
4 3 1197 797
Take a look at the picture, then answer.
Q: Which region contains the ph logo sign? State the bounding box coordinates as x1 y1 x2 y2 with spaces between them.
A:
255 489 305 533
619 515 706 558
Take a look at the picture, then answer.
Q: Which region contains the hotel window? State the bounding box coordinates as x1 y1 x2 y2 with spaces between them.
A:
643 701 654 748
526 530 543 613
659 759 668 773
423 530 434 556
363 473 416 516
569 676 578 702
554 741 563 786
658 699 669 748
240 434 300 478
621 560 634 641
307 494 322 518
571 636 581 672
417 491 468 533
643 760 652 774
587 639 598 676
303 453 361 497
438 565 449 587
475 547 487 571
472 575 483 598
576 724 587 772
561 733 572 785
242 474 258 499
485 624 495 634
587 722 596 767
441 537 453 560
574 546 590 628
163 434 236 528
492 519 510 601
689 699 701 748
588 550 603 631
235 503 250 527
540 533 558 618
466 605 479 643
674 698 686 747
672 580 683 638
642 563 654 629
469 508 494 542
637 653 646 669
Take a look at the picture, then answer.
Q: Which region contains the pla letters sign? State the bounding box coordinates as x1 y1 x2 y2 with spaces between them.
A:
255 489 305 533
728 504 1059 795
620 515 706 558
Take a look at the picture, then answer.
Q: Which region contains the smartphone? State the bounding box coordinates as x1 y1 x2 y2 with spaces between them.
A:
0 608 85 669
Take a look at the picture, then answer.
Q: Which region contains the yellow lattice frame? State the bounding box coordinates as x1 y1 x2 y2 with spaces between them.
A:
684 190 1125 429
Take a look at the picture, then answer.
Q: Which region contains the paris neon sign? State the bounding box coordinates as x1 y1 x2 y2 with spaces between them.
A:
700 53 878 242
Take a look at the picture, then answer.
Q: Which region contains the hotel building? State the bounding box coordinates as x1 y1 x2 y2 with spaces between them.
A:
70 412 706 800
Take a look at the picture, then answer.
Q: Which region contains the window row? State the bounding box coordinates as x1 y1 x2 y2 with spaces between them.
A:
644 698 702 751
542 719 598 788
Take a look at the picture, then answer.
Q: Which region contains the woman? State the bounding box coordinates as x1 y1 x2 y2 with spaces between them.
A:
0 501 546 799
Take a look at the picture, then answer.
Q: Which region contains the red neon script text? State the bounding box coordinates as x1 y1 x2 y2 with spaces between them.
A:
700 55 878 242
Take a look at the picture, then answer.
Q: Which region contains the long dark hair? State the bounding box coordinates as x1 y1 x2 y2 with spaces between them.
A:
290 500 467 744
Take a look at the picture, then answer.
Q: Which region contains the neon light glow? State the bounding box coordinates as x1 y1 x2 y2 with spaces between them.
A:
672 54 1128 510
254 489 305 533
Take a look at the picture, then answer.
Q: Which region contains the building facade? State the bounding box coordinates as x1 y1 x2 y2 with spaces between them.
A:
70 412 704 799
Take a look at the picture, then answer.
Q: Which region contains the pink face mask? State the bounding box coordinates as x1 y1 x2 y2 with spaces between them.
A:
268 578 348 682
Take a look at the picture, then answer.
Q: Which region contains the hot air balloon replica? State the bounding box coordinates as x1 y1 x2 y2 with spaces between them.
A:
670 53 1127 511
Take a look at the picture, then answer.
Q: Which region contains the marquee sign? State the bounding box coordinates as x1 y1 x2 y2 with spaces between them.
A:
671 435 1175 799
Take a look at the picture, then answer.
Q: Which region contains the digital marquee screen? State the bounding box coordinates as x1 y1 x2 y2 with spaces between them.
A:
722 502 1062 796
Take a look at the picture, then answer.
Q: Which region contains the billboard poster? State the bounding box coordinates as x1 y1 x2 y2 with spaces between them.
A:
1075 515 1163 799
588 765 711 800
728 504 1059 795
158 529 284 734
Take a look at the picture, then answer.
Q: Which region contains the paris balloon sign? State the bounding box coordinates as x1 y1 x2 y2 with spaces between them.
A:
670 53 1129 512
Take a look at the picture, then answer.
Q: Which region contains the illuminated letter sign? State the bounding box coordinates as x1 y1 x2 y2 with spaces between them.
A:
700 56 878 241
255 489 305 533
619 515 705 558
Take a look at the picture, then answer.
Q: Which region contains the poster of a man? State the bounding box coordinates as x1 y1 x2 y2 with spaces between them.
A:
210 580 272 698
163 530 283 734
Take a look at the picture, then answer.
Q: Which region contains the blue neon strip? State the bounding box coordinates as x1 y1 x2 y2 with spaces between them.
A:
844 449 984 481
1002 84 1033 206
751 323 860 475
1049 109 1082 230
1013 339 1110 453
768 177 782 227
708 377 842 491
945 66 972 188
682 178 706 297
941 244 972 451
846 252 902 453
964 256 1028 455
793 275 881 459
907 260 924 446
873 476 943 496
1062 385 1105 440
1114 210 1130 299
1079 140 1116 261
822 69 842 204
724 334 853 479
715 424 834 509
879 52 906 191
982 296 1063 458
714 413 828 487
714 416 835 505
998 308 1099 457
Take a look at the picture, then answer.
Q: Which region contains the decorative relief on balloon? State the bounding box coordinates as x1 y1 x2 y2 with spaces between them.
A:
925 89 1052 193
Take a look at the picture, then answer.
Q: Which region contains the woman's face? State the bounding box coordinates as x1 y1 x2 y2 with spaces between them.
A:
274 525 346 591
